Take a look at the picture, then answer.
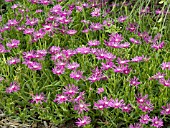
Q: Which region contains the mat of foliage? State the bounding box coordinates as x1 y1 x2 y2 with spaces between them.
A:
0 0 170 128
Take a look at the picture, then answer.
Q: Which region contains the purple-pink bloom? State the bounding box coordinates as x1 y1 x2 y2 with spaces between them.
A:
161 103 170 115
49 46 61 55
161 62 170 70
90 23 103 31
111 98 124 109
67 29 77 35
151 41 165 50
6 39 20 49
52 66 65 75
6 81 20 93
66 62 80 70
129 38 141 44
139 114 151 124
151 116 163 128
7 57 20 65
31 93 46 104
129 76 141 88
70 70 83 80
149 72 165 80
74 101 90 114
91 8 101 17
136 94 148 105
76 46 91 54
75 116 91 127
121 104 132 113
117 16 128 23
139 100 154 113
88 40 100 47
129 123 142 128
159 78 170 87
63 84 79 96
131 56 144 62
54 94 68 104
97 87 104 94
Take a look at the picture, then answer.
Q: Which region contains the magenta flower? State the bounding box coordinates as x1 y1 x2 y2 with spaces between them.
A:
6 39 20 49
6 81 20 93
101 61 114 70
67 30 77 35
53 94 68 104
0 43 9 53
74 101 90 114
129 123 142 128
88 40 100 47
161 62 170 70
66 62 80 70
139 114 151 124
31 93 46 104
7 19 19 26
23 28 34 35
136 94 148 105
121 104 132 113
129 76 141 87
112 98 124 109
25 18 39 26
117 16 128 23
52 66 65 75
7 57 20 65
42 23 53 32
159 78 170 87
27 61 42 71
33 29 46 40
126 23 138 33
70 70 83 80
151 41 165 50
129 38 141 44
94 102 105 110
63 84 79 96
131 56 144 62
149 72 165 80
97 87 104 94
75 116 91 127
139 100 154 113
35 50 47 59
151 116 163 128
161 103 170 115
90 23 103 31
49 46 61 54
109 33 123 43
74 91 85 103
76 46 91 54
117 58 130 65
91 8 101 17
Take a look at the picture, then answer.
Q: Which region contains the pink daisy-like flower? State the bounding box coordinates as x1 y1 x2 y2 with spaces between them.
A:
139 114 151 124
91 8 100 17
63 84 79 96
6 81 20 93
88 40 100 47
159 78 170 87
139 100 154 113
54 94 68 104
76 46 91 54
70 70 83 80
75 116 91 127
112 98 124 109
149 72 165 80
97 87 104 94
31 93 46 104
74 101 90 114
52 66 65 75
129 76 141 88
129 123 142 128
67 29 77 35
117 16 128 23
6 39 20 49
90 22 103 31
151 116 163 128
121 104 132 113
136 94 148 105
49 46 61 55
161 62 170 70
66 62 80 70
7 57 20 65
161 103 170 115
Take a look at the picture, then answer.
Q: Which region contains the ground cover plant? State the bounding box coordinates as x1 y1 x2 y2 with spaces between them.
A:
0 0 170 127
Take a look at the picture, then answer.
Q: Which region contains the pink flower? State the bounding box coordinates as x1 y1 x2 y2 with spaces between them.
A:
97 88 104 94
70 70 83 80
129 38 141 44
151 41 165 50
52 66 65 75
131 56 144 62
67 30 77 35
49 46 61 54
111 98 124 109
7 57 20 65
75 116 91 127
161 62 170 70
63 84 79 96
139 100 154 113
7 19 19 26
74 101 90 114
66 62 80 70
6 82 20 93
129 76 141 87
88 40 100 47
161 103 170 115
151 116 163 128
90 23 103 31
6 39 20 49
23 28 34 35
121 104 132 113
101 61 114 70
149 72 165 80
129 123 142 128
139 114 151 124
159 78 170 87
76 47 91 54
54 94 68 104
25 18 39 26
91 8 100 17
136 94 148 105
117 16 128 23
31 93 46 104
26 61 42 71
